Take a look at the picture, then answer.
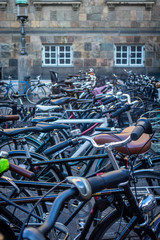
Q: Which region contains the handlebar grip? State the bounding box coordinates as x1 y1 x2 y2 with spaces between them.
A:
44 139 79 156
111 104 131 118
0 115 19 123
102 96 117 105
9 163 35 179
130 118 152 141
130 125 144 141
88 169 130 194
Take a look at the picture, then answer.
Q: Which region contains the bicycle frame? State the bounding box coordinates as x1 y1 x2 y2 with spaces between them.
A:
6 80 31 96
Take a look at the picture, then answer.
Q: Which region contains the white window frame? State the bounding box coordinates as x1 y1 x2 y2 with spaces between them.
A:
42 45 73 67
114 45 145 67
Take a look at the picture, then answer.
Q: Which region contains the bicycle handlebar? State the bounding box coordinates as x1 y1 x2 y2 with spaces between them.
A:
79 118 152 149
23 169 130 240
110 104 131 118
130 118 152 141
43 138 78 156
0 115 19 123
102 96 117 105
9 162 35 179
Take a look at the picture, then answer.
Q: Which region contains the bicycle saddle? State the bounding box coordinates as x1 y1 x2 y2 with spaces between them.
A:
31 116 58 124
0 123 70 137
24 76 30 81
36 122 70 130
94 126 151 155
36 105 62 111
51 97 76 106
50 93 66 99
0 126 42 137
62 88 83 94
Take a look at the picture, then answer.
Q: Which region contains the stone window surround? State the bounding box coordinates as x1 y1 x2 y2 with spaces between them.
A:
105 0 156 10
0 0 8 10
32 0 82 11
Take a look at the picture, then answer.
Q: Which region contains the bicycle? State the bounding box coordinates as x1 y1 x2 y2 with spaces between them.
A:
1 75 47 104
1 119 160 239
22 122 160 239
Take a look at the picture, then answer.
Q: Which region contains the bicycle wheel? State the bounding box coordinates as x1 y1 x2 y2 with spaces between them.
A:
0 83 8 100
0 186 42 235
7 87 18 102
0 104 13 115
26 85 46 104
88 208 158 240
0 136 41 152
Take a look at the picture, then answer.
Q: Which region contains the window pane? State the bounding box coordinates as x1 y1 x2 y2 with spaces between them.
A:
117 46 121 51
51 46 55 51
45 59 50 64
45 53 50 57
60 53 64 57
122 53 127 58
131 46 135 51
51 53 55 58
137 46 141 51
45 46 49 51
137 59 141 64
66 53 70 58
123 46 127 51
116 59 121 64
66 46 70 51
131 53 135 58
60 59 64 64
60 46 64 51
51 59 56 64
131 59 135 64
122 59 127 64
117 53 121 57
66 59 70 64
137 53 141 58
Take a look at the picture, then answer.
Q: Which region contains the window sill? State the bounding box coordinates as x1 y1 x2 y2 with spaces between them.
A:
0 0 8 10
32 0 82 11
105 0 155 10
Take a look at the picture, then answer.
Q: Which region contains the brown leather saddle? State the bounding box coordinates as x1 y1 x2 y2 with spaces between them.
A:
94 126 151 155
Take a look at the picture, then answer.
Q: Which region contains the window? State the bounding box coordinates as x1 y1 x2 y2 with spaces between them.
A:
42 45 73 66
114 45 145 67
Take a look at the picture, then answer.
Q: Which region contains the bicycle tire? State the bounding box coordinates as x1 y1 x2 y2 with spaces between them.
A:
26 85 46 104
88 208 158 240
0 136 41 152
0 104 13 115
0 83 8 100
0 187 42 234
7 86 18 102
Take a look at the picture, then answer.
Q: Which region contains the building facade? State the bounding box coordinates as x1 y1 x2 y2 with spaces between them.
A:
0 0 160 81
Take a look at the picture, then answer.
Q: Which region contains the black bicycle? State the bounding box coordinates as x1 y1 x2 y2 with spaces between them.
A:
22 121 160 240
